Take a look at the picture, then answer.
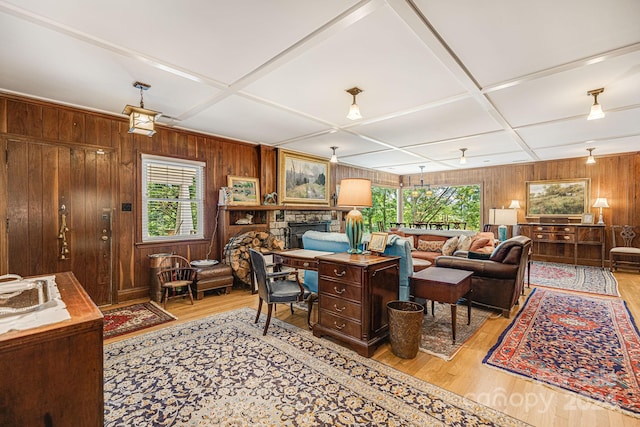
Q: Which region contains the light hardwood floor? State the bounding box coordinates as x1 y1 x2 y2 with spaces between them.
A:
104 271 640 427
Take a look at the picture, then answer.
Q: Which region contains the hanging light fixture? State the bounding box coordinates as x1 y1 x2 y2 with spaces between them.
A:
122 81 161 136
412 165 433 197
330 146 339 163
459 148 468 165
345 87 363 120
586 147 596 164
587 88 605 120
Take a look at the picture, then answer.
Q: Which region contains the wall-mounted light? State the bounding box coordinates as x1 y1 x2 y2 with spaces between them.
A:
459 148 467 165
122 81 161 137
587 87 605 120
330 146 339 163
586 147 596 164
346 87 363 120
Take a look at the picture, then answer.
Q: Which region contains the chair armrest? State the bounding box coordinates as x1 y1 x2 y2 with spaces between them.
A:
435 256 518 279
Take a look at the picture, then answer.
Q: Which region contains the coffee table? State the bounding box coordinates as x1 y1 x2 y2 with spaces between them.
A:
410 266 473 343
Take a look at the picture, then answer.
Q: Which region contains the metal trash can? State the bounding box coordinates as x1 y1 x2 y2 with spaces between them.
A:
387 300 424 359
149 253 172 303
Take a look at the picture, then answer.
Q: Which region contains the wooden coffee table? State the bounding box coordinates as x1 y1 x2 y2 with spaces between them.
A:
410 266 473 343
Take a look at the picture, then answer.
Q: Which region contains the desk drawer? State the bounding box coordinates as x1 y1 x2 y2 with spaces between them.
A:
280 257 318 270
320 294 361 321
533 225 576 233
319 262 361 285
533 232 575 243
319 280 361 301
320 311 361 338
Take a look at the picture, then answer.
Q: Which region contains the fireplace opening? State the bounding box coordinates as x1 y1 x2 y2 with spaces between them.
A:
287 221 331 248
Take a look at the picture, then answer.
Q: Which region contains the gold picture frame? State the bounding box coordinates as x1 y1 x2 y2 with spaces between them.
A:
581 213 594 224
278 150 330 205
525 178 590 218
368 232 389 254
227 176 260 206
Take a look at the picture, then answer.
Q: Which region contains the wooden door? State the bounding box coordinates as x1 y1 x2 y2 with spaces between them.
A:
6 140 114 305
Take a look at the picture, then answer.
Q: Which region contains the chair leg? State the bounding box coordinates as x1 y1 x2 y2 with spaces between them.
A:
290 303 294 315
255 298 263 324
188 284 194 305
163 288 169 309
263 304 273 335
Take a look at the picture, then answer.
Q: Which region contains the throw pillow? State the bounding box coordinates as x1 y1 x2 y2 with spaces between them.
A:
417 239 445 253
398 235 415 250
469 237 491 251
457 234 473 251
468 251 491 260
442 236 459 256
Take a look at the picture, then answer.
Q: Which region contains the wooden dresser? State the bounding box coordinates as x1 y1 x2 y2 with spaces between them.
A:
313 253 399 357
516 223 605 267
0 272 104 426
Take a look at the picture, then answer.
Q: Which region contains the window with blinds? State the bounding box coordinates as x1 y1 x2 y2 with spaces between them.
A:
141 154 205 242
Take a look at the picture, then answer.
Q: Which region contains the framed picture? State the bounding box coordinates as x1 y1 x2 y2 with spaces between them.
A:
582 213 594 224
227 176 260 205
278 150 330 205
368 232 389 253
525 178 590 218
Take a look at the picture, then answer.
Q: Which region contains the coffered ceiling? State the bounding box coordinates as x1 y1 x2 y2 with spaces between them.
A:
1 0 639 175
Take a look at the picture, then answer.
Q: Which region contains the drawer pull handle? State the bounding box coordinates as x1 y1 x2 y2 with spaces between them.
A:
333 321 346 330
333 269 346 277
303 262 310 267
537 235 544 239
536 227 543 231
334 286 346 295
564 235 570 240
564 228 571 232
333 304 346 312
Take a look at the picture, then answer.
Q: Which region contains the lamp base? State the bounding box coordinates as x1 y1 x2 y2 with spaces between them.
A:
597 214 605 225
345 208 363 254
498 225 508 242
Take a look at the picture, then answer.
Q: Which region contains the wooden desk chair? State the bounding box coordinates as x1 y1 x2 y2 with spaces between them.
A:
610 225 640 272
157 255 196 309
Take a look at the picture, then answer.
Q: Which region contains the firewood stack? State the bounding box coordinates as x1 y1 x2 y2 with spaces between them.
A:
224 230 285 286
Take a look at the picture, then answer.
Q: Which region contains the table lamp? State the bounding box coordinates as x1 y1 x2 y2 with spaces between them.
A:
489 208 518 241
337 178 372 253
592 198 609 224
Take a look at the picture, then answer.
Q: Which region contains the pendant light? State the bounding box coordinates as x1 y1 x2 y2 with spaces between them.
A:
330 146 338 163
587 88 605 120
459 148 468 165
346 87 363 120
122 81 161 136
586 148 596 164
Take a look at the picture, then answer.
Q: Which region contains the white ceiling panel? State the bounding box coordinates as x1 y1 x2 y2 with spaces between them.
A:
535 134 640 161
277 131 385 160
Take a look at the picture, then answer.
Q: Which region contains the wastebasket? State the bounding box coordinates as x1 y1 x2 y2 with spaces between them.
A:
149 253 173 303
387 300 425 359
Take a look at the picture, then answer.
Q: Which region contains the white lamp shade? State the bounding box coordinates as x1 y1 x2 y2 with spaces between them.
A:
508 200 521 209
489 208 518 226
588 103 605 120
347 103 362 120
337 178 372 208
592 198 609 208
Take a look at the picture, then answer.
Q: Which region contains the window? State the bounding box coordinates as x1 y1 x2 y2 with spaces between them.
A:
141 154 205 242
402 184 480 230
362 186 398 232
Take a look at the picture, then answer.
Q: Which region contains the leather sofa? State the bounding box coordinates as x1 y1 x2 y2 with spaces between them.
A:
434 235 532 317
301 230 414 300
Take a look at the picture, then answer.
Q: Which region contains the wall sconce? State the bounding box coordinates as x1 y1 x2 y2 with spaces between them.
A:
592 197 609 224
459 148 467 165
337 178 372 253
586 148 596 164
346 87 363 120
122 81 161 137
330 146 339 163
587 88 605 120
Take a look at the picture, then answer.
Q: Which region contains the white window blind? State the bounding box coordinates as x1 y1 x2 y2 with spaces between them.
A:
141 154 205 242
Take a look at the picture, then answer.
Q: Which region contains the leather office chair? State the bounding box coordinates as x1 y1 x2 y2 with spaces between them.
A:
249 248 310 335
434 236 532 317
156 255 196 309
610 225 640 272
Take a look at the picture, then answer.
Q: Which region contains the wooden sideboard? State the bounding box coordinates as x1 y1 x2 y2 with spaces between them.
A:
515 223 606 267
313 253 399 357
0 272 104 426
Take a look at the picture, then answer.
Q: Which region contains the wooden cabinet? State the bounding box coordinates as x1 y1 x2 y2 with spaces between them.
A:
0 272 104 426
218 205 273 255
516 223 605 267
313 253 399 357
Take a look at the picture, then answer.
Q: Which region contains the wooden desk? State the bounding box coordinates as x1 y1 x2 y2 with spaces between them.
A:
273 249 335 271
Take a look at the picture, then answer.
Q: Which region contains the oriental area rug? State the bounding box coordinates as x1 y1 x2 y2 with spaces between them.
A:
419 302 493 361
102 301 176 339
527 261 618 296
483 288 640 417
104 307 530 427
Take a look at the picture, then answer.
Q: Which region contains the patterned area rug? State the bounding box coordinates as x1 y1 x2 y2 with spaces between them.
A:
528 261 618 296
420 302 493 360
102 301 176 339
104 308 530 426
483 288 640 417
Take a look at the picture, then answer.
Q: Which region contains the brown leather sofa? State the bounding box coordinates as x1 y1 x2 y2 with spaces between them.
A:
434 235 532 317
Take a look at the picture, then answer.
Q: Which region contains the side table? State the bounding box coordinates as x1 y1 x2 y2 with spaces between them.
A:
193 263 233 300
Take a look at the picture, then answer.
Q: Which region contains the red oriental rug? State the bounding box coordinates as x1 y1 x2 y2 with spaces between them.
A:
102 301 176 339
483 288 640 417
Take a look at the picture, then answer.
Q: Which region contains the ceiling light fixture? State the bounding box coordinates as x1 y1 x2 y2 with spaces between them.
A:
586 148 596 164
330 146 339 163
412 165 433 197
459 148 468 165
122 81 161 137
346 87 363 120
587 87 605 120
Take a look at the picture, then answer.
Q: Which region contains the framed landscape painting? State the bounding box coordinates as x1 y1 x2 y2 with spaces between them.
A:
525 178 590 218
227 176 260 205
278 150 330 205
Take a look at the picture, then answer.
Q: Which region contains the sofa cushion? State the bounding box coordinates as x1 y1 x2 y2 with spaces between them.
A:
417 239 444 252
457 234 473 251
470 237 491 251
397 235 415 250
442 236 459 256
